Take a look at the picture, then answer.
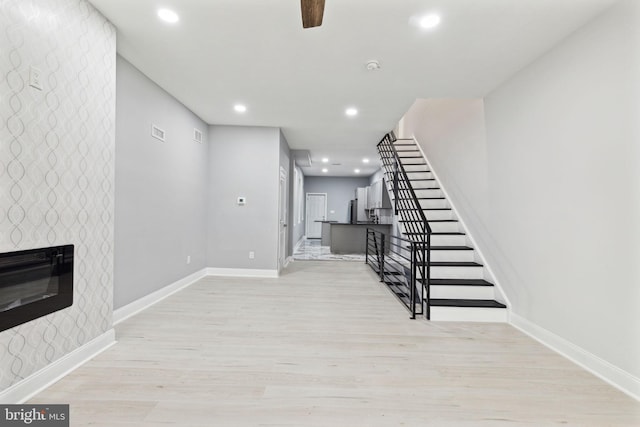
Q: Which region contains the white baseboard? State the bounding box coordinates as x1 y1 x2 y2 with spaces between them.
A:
207 267 278 278
0 329 116 404
113 268 208 325
510 313 640 401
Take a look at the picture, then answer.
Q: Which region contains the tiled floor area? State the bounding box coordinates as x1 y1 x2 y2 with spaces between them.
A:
292 238 366 262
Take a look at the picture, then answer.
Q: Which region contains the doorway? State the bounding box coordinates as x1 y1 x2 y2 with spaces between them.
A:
305 193 327 238
278 167 288 272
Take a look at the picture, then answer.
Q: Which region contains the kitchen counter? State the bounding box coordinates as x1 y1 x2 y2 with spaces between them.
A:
329 223 392 254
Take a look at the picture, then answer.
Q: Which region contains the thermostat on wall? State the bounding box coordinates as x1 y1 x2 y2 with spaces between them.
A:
237 196 247 205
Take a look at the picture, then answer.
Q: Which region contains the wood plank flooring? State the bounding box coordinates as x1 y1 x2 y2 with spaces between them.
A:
31 261 640 426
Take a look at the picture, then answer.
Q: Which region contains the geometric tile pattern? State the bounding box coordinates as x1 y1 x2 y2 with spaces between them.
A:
293 238 366 262
0 0 115 390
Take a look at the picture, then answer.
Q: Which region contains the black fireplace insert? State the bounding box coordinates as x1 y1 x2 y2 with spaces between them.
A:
0 245 74 332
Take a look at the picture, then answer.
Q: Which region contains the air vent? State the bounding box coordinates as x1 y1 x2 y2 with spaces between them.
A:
332 163 342 166
151 124 165 142
193 128 203 143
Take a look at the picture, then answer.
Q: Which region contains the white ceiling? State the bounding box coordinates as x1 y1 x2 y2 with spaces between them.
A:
88 0 615 177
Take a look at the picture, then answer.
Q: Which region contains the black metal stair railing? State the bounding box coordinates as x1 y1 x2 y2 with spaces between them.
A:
366 229 425 318
366 132 433 319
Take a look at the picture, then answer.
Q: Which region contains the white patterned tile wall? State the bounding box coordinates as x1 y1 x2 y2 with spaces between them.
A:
0 0 115 390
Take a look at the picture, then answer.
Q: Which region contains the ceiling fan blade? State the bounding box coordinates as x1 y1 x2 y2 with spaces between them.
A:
301 0 325 28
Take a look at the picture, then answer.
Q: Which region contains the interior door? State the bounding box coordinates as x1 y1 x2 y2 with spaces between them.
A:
278 168 288 271
305 193 327 238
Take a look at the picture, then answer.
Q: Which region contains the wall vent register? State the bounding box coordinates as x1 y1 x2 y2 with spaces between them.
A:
193 128 203 143
151 124 165 142
0 245 74 332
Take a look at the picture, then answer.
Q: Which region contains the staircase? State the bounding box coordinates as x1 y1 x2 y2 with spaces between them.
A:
367 133 507 322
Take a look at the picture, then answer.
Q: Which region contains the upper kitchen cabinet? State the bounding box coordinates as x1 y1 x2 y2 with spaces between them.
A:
367 179 391 209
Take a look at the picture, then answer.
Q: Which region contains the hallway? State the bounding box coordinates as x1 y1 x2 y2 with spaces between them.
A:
31 261 640 426
292 238 366 262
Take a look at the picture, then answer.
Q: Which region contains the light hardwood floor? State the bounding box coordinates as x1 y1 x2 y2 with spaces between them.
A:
31 261 639 426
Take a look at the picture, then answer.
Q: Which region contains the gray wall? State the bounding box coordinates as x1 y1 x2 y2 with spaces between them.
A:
114 56 209 309
207 126 281 270
401 0 640 386
0 0 115 390
304 177 371 223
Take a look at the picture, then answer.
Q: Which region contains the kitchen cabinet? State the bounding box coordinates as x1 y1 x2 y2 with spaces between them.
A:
367 179 391 209
356 187 368 222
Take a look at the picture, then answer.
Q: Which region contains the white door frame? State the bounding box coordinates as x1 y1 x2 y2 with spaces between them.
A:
278 167 288 272
305 192 327 238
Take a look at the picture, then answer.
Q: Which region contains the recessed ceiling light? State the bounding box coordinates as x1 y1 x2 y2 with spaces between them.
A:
157 8 179 23
321 158 329 163
354 169 361 174
345 108 358 117
362 158 369 163
419 14 441 29
234 104 247 113
322 168 328 173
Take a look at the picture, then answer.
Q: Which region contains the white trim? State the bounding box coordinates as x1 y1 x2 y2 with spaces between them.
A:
0 329 116 404
511 313 640 402
283 256 293 268
207 268 278 278
113 268 208 325
411 135 512 309
293 236 305 253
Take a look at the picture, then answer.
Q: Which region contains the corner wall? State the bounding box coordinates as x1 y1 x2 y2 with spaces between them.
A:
0 0 116 390
114 56 209 309
402 0 640 394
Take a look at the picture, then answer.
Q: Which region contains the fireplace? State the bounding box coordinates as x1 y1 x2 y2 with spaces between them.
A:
0 245 74 332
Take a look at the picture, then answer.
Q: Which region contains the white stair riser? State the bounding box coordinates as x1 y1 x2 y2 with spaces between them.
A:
429 222 460 233
430 250 474 262
431 266 483 279
430 285 496 300
412 181 439 189
414 189 442 198
403 165 430 172
393 141 419 153
399 225 429 237
399 158 426 165
399 221 459 234
424 210 454 220
403 172 433 180
430 306 508 322
418 199 448 209
430 234 466 246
